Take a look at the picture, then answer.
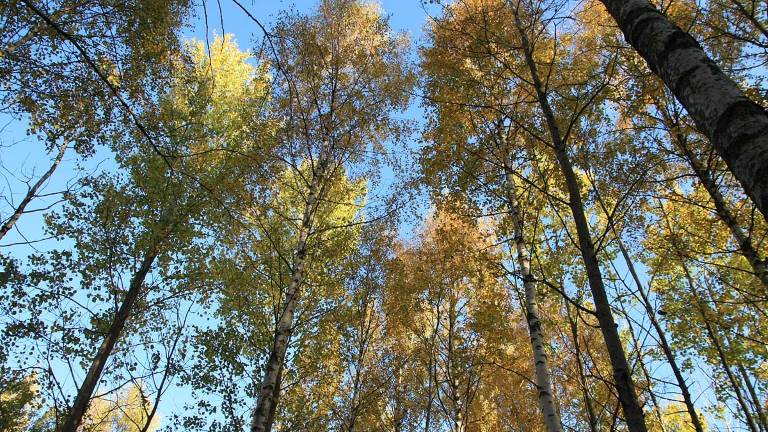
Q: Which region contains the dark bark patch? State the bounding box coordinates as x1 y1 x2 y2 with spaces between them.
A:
657 30 701 74
714 100 768 160
671 64 698 101
715 100 768 210
623 6 660 46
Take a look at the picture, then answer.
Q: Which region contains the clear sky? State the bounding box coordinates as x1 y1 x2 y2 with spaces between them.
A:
186 0 432 50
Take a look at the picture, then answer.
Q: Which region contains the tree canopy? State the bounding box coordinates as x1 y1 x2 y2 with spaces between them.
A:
1 0 767 431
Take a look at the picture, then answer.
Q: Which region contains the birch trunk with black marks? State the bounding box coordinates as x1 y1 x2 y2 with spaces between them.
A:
0 140 68 241
599 0 768 219
502 157 563 432
60 251 157 432
513 10 648 432
251 158 326 432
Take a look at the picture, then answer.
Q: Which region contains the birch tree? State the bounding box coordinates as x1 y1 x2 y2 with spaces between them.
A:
594 0 768 218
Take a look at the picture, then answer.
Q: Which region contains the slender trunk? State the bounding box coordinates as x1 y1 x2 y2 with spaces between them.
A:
424 299 441 432
513 11 647 431
617 298 667 432
60 251 157 432
737 362 768 432
346 295 377 432
424 355 434 432
686 269 759 432
502 157 564 432
346 347 364 432
394 367 405 432
670 128 768 289
447 292 463 432
138 309 188 432
705 285 768 431
0 140 68 241
566 303 600 432
596 193 705 432
250 161 325 432
659 201 760 432
621 239 705 432
598 0 768 219
264 365 282 432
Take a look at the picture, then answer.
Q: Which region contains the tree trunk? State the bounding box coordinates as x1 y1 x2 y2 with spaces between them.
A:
617 296 666 432
513 10 648 432
599 0 768 220
502 157 564 432
60 251 157 432
264 365 282 432
250 159 325 432
0 140 68 241
424 342 435 432
659 201 760 432
737 362 768 432
596 192 705 432
687 270 759 432
705 284 768 432
566 302 600 432
666 124 768 289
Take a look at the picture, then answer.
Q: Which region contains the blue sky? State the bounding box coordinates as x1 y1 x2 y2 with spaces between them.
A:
186 0 431 49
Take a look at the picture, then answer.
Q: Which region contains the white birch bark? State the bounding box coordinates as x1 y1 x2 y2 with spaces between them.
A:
511 7 648 430
599 0 768 220
251 156 326 432
0 140 68 241
502 158 564 432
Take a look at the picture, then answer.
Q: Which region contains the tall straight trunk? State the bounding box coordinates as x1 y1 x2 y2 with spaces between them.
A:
737 361 768 432
138 313 187 432
512 11 648 432
659 201 760 432
424 335 435 432
705 284 768 431
617 297 666 432
60 251 157 432
424 294 441 432
666 124 768 289
598 0 768 219
446 291 464 432
1 140 68 241
252 221 311 432
566 302 600 432
345 310 372 432
596 193 705 432
502 157 564 432
251 159 325 432
684 265 759 432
